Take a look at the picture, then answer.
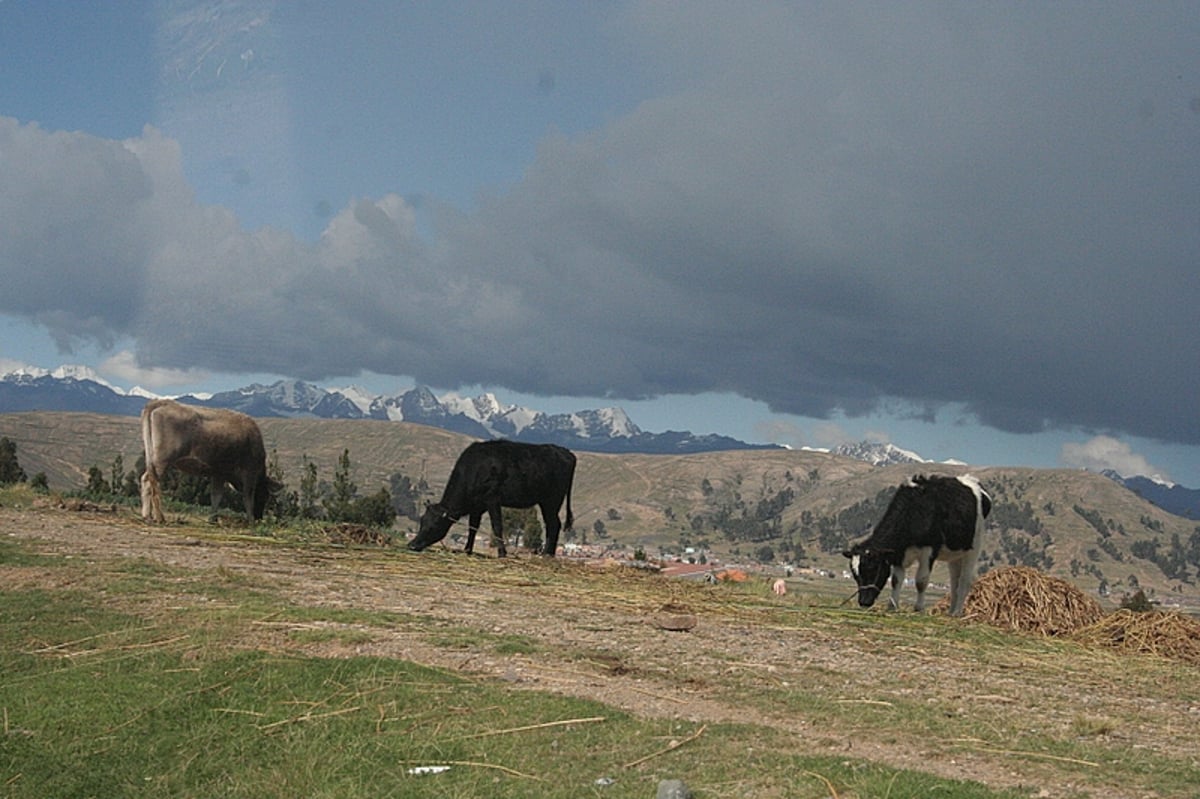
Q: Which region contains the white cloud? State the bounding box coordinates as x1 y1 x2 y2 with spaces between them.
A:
99 351 210 390
753 418 862 451
753 419 807 449
0 358 33 374
1 3 1197 451
1060 435 1166 481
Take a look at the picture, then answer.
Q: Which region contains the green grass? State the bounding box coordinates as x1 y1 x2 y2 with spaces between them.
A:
0 540 1040 799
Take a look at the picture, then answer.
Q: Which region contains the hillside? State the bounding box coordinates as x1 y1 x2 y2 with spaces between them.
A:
2 412 1198 610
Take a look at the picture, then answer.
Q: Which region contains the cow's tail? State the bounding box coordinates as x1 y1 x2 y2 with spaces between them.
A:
139 401 161 521
564 469 575 532
140 401 155 468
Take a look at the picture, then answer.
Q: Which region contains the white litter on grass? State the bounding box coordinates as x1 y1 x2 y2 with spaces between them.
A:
406 766 451 776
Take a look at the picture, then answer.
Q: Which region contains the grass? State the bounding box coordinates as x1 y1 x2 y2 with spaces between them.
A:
0 539 1039 799
3 507 1200 798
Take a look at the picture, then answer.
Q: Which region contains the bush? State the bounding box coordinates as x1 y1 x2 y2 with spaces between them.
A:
0 437 27 485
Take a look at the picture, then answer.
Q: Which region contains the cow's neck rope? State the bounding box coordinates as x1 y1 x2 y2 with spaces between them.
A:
432 506 468 528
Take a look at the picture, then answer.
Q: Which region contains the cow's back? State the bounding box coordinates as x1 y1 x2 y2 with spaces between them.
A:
868 475 980 552
444 440 574 508
144 400 266 478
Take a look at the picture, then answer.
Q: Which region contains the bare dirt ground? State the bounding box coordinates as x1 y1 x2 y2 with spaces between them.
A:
4 504 1198 798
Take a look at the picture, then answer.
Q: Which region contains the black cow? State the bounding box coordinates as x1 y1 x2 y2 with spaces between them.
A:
842 474 991 615
407 440 576 557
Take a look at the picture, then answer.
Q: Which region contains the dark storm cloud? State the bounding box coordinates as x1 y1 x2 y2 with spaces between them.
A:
1 3 1197 446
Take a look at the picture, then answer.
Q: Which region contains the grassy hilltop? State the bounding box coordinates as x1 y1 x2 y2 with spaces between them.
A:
2 411 1198 609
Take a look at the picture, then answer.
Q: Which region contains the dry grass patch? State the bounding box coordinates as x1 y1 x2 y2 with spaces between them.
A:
1074 608 1200 666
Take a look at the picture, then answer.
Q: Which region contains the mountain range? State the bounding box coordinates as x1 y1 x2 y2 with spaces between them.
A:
3 365 1196 518
0 365 776 455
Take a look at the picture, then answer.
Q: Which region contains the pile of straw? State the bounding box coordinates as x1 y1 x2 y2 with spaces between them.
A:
1073 609 1200 666
944 566 1200 666
947 566 1105 635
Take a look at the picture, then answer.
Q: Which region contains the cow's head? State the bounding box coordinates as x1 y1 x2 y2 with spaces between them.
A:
842 543 893 608
252 474 285 521
408 502 456 551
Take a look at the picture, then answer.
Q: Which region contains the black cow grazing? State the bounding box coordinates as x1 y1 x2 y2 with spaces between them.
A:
140 399 279 523
408 440 576 557
842 474 991 616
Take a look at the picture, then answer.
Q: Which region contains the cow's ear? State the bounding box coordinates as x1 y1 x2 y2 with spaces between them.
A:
841 549 853 559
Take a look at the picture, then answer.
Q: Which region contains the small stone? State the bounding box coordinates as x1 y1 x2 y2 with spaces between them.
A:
657 778 692 799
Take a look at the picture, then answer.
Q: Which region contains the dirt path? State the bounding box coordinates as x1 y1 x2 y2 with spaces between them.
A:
4 505 1197 798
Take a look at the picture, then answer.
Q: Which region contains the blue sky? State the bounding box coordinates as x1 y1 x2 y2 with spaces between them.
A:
1 1 1198 486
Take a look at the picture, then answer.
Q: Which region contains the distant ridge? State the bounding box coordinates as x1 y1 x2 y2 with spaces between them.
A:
1102 470 1200 520
0 365 778 456
5 365 1196 518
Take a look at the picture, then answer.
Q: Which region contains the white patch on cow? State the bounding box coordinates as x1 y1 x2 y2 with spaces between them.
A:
849 553 861 577
956 473 989 551
894 545 938 610
945 473 989 615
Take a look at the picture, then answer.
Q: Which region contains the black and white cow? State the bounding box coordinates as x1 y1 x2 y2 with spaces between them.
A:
842 474 991 615
407 440 576 557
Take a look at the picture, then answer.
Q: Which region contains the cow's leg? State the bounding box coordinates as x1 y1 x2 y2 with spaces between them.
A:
208 478 225 522
240 476 256 522
464 512 482 554
141 467 165 523
912 555 934 612
946 559 965 615
888 565 905 610
486 505 507 558
140 471 153 520
947 550 979 616
539 503 561 557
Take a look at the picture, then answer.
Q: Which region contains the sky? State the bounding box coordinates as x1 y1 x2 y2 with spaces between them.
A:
1 1 1198 486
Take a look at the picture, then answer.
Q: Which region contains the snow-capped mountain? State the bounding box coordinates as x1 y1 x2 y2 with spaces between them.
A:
0 367 147 416
831 441 973 470
0 366 775 455
833 441 930 467
1102 470 1200 520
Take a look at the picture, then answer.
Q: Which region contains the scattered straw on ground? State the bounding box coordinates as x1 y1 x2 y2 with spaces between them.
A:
1073 609 1200 666
943 566 1104 636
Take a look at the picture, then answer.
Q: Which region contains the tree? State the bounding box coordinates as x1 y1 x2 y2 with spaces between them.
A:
503 507 543 552
86 466 111 496
388 472 427 521
266 449 299 519
110 455 125 498
0 437 27 485
298 457 321 519
349 487 398 528
1120 589 1155 612
325 449 358 522
120 460 141 497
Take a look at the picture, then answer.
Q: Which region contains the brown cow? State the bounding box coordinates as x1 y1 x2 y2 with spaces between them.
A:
140 399 278 523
